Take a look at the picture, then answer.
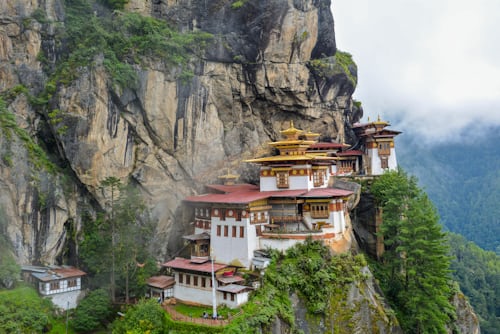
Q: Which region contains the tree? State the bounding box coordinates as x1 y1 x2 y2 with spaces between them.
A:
0 253 20 289
101 176 122 303
0 208 20 289
80 177 155 303
371 169 455 333
112 298 166 334
72 289 113 332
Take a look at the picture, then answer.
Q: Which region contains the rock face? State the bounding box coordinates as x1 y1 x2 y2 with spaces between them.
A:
291 267 403 334
0 0 359 263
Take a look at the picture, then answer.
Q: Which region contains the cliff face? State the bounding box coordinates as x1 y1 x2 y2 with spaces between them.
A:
0 0 359 264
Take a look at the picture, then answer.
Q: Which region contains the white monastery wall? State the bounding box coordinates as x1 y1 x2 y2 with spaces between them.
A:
211 217 255 267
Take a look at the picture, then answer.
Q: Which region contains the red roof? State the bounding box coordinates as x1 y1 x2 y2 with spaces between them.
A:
300 188 353 198
205 184 259 193
184 186 353 204
163 257 228 273
336 150 363 156
184 191 270 204
147 275 175 289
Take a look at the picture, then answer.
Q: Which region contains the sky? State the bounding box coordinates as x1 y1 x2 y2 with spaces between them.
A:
331 0 500 143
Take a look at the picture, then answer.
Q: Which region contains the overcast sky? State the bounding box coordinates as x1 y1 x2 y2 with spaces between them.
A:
331 0 500 143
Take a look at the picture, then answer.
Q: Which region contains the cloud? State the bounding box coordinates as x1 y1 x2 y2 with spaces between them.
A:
332 0 500 143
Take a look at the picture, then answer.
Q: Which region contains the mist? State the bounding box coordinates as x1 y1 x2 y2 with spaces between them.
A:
332 0 500 143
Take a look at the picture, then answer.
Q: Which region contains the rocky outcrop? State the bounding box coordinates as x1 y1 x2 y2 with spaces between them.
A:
0 0 360 264
292 267 403 334
448 292 481 334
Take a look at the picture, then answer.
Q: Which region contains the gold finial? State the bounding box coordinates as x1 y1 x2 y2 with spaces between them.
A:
377 114 381 122
290 120 294 128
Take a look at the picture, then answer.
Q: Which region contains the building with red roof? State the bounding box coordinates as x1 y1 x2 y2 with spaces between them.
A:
21 265 86 310
163 120 400 308
352 116 401 175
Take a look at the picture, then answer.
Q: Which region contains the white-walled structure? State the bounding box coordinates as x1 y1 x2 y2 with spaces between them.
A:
164 120 401 308
22 265 86 310
163 258 250 309
352 117 401 175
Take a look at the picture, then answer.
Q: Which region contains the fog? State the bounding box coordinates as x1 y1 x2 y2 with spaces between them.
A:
332 0 500 143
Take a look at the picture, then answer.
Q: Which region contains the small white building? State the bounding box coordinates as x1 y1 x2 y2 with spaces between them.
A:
146 275 175 302
22 265 86 310
352 117 401 175
163 257 249 309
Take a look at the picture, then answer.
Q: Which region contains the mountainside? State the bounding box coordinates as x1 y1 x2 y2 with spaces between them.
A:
0 1 482 332
397 130 500 253
0 0 359 265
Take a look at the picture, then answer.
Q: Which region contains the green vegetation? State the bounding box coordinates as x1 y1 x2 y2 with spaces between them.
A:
112 298 167 334
370 169 455 333
50 0 212 89
0 97 56 173
100 0 129 10
0 208 20 290
231 0 247 9
80 177 157 304
448 233 500 334
225 240 368 333
308 51 357 86
0 286 54 333
72 289 113 332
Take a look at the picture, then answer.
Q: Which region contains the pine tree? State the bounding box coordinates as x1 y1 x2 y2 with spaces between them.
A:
371 169 455 333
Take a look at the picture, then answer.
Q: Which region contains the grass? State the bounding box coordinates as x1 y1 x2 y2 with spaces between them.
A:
173 303 236 319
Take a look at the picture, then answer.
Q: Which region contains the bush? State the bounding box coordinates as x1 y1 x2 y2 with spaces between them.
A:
72 289 112 332
112 298 166 334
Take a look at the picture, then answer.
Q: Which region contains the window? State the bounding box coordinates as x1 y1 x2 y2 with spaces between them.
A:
240 226 245 238
193 276 198 286
217 225 221 236
223 292 228 300
381 157 389 169
179 273 184 284
50 281 60 290
232 226 237 238
276 171 289 188
201 277 206 287
378 142 391 155
231 293 235 301
67 279 78 288
310 204 329 218
313 170 324 187
224 225 228 237
186 274 191 285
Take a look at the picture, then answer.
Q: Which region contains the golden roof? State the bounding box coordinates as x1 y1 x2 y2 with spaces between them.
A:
280 121 303 139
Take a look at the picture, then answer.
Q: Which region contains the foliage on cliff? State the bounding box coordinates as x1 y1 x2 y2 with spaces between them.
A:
37 0 212 92
225 240 369 333
370 169 455 333
448 232 500 334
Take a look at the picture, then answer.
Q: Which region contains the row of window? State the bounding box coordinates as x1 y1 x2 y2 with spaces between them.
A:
216 225 245 238
276 171 327 188
49 278 78 290
178 273 212 288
